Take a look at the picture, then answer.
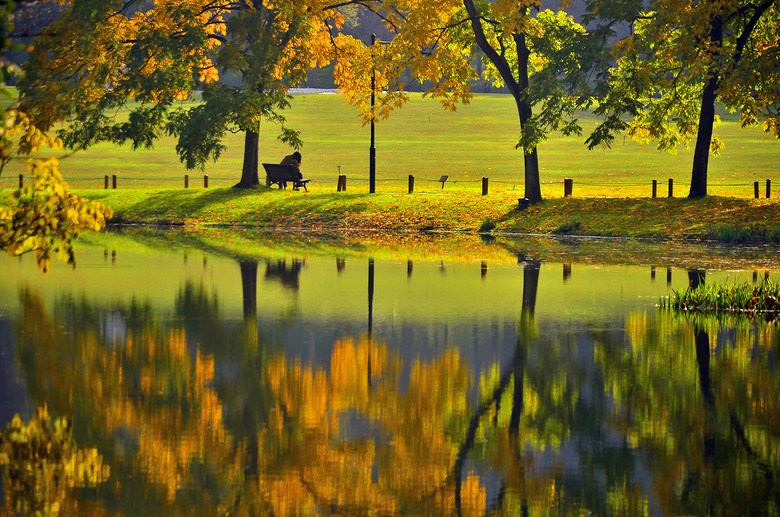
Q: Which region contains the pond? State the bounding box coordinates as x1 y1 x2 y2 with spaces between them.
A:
1 228 778 516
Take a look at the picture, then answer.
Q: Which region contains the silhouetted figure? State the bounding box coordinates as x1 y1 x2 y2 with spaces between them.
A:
280 151 303 189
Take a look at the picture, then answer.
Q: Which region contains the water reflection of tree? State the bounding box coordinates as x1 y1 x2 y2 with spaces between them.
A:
611 308 780 514
12 262 780 515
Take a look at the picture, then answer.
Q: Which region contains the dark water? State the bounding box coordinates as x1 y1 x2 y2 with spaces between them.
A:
1 230 778 516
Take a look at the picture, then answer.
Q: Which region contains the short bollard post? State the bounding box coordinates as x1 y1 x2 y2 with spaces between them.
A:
667 178 673 198
184 174 189 189
482 177 489 196
408 174 415 194
204 175 209 188
104 175 109 189
652 180 657 198
336 174 347 192
754 181 760 199
564 178 573 197
767 179 772 199
18 174 23 189
112 174 117 189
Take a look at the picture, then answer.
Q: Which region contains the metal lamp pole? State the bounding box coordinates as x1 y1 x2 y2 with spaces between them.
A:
369 33 377 194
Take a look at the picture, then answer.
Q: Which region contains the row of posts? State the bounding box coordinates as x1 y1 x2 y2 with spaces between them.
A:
10 173 773 198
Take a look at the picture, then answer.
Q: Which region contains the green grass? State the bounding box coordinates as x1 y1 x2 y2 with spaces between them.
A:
1 92 778 197
59 187 778 241
662 279 780 318
2 90 778 242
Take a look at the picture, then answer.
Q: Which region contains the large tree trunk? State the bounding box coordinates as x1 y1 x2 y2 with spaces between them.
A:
463 0 543 203
516 33 543 203
688 14 722 199
689 79 717 198
235 129 260 188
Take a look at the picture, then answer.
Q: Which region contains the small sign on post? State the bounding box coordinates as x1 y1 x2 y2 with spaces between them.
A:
439 175 448 189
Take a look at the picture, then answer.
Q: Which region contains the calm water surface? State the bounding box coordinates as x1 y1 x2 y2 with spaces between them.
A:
1 229 778 516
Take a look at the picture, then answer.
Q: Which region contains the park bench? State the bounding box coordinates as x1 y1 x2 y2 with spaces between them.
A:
262 163 311 191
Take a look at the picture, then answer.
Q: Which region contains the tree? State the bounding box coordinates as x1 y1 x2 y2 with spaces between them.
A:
16 0 347 188
1 1 111 272
590 0 780 198
331 0 612 203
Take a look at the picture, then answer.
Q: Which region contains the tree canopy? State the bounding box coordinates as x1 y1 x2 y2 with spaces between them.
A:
1 0 111 273
589 0 780 197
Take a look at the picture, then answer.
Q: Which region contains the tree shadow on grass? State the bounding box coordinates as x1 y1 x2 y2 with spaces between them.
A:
104 187 370 225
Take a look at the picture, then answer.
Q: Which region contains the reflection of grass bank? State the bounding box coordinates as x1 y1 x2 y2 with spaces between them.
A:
82 226 780 271
77 188 780 242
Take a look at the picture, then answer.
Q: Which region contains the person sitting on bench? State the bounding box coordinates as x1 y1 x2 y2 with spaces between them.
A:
280 151 303 189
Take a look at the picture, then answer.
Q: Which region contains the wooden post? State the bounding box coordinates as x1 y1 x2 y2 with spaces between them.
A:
667 178 673 198
112 174 117 189
482 177 489 196
480 261 487 279
184 174 189 188
104 175 109 189
666 267 672 285
18 174 23 189
651 266 656 281
563 263 572 282
408 174 415 194
652 180 657 198
204 175 209 188
754 181 760 199
564 178 573 197
337 174 347 192
767 179 772 199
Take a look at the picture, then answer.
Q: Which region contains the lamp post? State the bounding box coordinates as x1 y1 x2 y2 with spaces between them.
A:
370 33 377 194
369 34 391 194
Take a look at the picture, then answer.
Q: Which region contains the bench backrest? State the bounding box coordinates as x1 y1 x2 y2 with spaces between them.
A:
262 163 299 180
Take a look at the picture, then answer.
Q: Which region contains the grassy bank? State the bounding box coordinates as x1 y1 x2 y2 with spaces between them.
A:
80 187 780 242
1 92 777 197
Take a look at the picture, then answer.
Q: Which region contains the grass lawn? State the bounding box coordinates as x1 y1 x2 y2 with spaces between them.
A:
82 187 780 242
1 91 778 198
1 91 778 242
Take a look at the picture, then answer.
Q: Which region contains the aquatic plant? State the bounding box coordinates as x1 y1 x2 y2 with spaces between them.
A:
661 279 779 319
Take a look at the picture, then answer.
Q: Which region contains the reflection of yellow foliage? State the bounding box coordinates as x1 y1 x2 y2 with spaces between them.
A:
261 335 483 514
0 405 109 516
